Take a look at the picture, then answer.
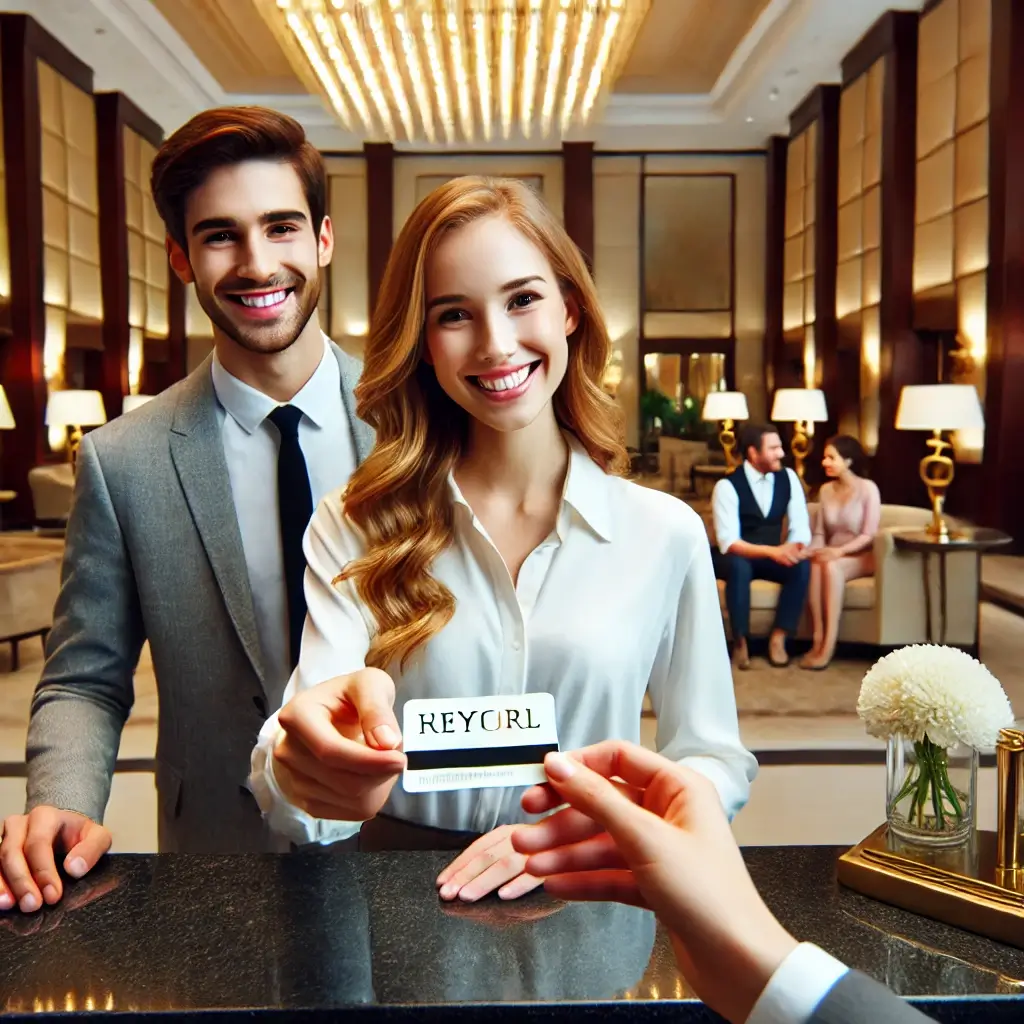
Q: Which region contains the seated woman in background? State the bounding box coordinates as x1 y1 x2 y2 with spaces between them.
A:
800 435 881 670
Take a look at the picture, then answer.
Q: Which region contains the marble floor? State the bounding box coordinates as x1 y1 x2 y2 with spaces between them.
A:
1 602 1021 852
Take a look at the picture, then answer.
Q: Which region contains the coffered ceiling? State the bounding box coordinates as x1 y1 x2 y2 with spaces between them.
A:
149 0 771 100
7 0 927 149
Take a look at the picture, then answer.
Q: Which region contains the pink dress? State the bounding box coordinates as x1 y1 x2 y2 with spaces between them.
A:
811 479 882 577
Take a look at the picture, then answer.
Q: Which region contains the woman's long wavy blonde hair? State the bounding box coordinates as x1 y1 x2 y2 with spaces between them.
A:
339 176 628 671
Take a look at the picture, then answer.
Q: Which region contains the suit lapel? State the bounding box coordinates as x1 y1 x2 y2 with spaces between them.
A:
328 338 375 462
168 360 266 686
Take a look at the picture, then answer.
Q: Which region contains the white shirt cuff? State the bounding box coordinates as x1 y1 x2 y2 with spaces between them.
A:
677 755 749 822
249 726 362 847
746 942 849 1024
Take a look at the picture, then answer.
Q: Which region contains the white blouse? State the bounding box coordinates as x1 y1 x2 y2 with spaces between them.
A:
249 435 758 845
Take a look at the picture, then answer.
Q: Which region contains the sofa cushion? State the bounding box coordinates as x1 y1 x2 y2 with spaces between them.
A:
716 575 876 610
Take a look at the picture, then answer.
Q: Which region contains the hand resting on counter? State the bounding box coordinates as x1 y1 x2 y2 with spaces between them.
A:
0 807 112 914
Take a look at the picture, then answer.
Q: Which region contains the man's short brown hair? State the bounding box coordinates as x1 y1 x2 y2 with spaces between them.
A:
151 105 326 251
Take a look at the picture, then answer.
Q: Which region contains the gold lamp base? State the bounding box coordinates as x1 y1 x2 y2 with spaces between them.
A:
67 425 84 474
920 429 955 539
837 825 1024 950
719 418 737 469
790 420 811 493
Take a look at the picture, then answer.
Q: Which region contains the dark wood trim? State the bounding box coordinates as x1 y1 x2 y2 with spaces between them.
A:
1 13 93 94
100 90 162 149
166 274 187 387
364 141 394 318
874 9 926 508
561 141 594 271
842 11 917 87
764 136 787 397
0 15 47 526
920 0 946 16
812 86 841 467
981 0 1024 548
93 93 130 419
789 85 827 139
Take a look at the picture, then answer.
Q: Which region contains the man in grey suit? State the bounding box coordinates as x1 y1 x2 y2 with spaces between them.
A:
510 740 933 1024
0 106 372 914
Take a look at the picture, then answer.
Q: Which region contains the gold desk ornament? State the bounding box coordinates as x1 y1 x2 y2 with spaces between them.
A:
838 728 1024 950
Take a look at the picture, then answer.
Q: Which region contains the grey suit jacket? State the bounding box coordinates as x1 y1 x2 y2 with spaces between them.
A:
25 341 374 853
811 970 934 1023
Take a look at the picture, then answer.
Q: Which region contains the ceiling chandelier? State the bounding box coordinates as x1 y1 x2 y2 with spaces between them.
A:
261 0 651 143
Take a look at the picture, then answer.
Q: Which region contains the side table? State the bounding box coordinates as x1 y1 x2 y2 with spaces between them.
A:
691 463 728 499
892 527 1012 651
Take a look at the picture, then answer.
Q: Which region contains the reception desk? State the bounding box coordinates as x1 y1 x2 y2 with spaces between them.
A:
1 847 1022 1021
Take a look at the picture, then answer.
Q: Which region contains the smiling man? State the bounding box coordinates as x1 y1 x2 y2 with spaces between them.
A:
0 107 374 915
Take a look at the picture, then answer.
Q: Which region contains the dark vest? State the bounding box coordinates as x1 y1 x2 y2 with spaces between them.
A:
727 465 790 546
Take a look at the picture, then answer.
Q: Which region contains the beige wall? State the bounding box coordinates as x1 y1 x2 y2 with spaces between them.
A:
594 156 642 447
392 155 564 239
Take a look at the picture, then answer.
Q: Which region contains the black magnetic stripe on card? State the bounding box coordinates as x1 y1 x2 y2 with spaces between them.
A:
405 743 559 771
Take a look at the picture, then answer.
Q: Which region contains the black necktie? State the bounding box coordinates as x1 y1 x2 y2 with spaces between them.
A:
268 405 313 670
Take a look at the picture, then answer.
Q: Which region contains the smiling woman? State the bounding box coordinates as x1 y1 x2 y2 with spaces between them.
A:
250 174 756 908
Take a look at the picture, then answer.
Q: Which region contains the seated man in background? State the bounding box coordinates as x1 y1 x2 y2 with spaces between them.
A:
711 423 810 670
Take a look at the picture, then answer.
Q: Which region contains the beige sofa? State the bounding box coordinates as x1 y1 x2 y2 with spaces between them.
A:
28 463 75 532
709 503 979 648
0 535 62 670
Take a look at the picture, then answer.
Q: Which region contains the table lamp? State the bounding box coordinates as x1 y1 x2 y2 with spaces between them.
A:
45 389 107 471
0 385 14 430
770 388 828 489
122 394 154 413
701 391 748 468
895 383 984 539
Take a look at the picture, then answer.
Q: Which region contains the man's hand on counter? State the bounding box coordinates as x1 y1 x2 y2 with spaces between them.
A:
436 824 543 902
272 667 407 821
512 741 798 1024
0 807 112 914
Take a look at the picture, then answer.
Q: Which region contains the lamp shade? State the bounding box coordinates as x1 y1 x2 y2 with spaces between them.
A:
122 394 155 413
895 384 984 432
0 385 14 429
702 391 749 422
45 389 107 427
771 388 828 423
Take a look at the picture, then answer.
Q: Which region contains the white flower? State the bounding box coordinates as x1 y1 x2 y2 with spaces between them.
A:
857 644 1015 750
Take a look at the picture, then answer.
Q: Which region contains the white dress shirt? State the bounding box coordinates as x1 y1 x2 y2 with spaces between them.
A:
711 461 811 555
212 333 357 708
250 433 758 845
748 943 850 1024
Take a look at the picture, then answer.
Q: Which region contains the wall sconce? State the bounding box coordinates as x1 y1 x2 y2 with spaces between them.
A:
770 388 828 490
895 383 984 539
701 391 748 468
45 389 107 472
947 332 977 382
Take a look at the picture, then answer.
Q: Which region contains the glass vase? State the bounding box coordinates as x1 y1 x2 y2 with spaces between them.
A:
886 734 977 847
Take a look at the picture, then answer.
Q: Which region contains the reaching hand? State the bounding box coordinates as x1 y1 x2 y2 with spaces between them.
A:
272 667 406 822
435 825 542 903
0 807 112 913
512 741 797 1024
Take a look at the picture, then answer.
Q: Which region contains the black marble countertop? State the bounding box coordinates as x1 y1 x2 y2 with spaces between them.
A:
1 846 1022 1022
